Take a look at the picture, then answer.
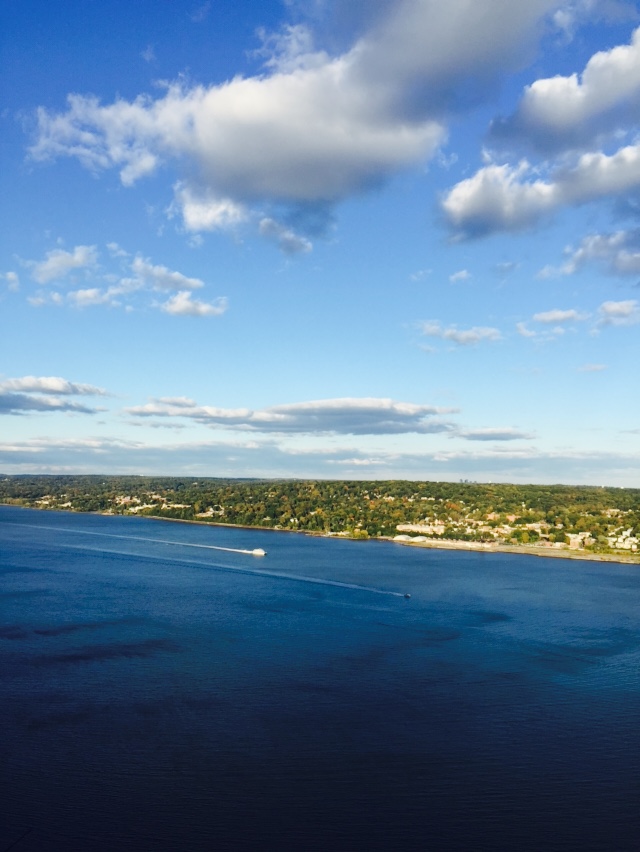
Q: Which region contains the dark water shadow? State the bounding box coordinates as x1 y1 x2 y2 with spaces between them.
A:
29 638 181 667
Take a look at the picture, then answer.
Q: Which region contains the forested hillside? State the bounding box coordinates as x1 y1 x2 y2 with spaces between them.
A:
2 475 639 557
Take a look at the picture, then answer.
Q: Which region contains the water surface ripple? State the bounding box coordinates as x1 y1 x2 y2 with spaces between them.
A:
2 506 640 850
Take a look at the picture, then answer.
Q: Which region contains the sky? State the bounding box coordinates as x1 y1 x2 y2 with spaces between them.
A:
1 0 639 485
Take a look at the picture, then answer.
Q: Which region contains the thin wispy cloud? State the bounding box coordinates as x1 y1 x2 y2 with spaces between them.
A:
28 245 98 284
259 218 312 255
24 245 227 316
421 321 502 346
1 271 20 291
160 292 228 317
577 363 607 372
532 308 587 323
458 427 534 441
544 229 640 277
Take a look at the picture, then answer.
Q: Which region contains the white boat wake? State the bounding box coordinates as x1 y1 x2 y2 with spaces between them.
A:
15 523 409 598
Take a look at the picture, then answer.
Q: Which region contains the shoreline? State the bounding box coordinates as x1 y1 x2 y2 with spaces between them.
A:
386 536 640 565
3 503 639 566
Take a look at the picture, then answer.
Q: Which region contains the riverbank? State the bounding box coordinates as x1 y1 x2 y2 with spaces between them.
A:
3 502 638 566
138 511 640 565
387 535 640 564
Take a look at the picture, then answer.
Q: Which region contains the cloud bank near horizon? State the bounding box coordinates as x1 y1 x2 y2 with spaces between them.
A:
0 376 108 415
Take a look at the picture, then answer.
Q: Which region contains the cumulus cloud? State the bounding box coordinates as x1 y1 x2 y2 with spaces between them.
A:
170 183 247 232
491 25 640 153
420 320 502 346
442 143 640 237
29 1 564 228
596 298 640 326
444 23 640 239
441 161 556 237
125 396 457 435
28 245 98 284
160 292 228 317
0 375 107 416
259 218 312 254
449 269 471 283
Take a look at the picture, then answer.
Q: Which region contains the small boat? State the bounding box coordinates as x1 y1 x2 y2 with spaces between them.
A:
252 548 266 557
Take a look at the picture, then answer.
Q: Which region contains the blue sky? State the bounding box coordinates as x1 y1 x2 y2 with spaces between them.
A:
1 0 639 484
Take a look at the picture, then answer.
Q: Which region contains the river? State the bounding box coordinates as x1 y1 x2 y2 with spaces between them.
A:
1 505 639 850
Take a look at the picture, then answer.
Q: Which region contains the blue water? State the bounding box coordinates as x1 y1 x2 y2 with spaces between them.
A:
2 505 640 851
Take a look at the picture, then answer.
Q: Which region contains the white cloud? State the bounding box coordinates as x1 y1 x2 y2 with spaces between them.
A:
0 376 106 395
131 256 204 291
29 1 563 226
421 320 502 346
141 45 156 63
0 375 107 415
68 285 138 308
189 1 210 23
24 244 227 315
160 292 228 317
441 161 557 237
2 435 639 485
106 242 129 258
443 24 640 238
1 271 20 291
28 291 64 307
532 308 587 323
449 269 471 283
549 229 640 276
597 298 640 326
28 245 98 284
170 183 247 232
125 395 457 435
516 321 537 338
29 73 442 203
259 218 312 254
492 25 640 153
442 143 640 237
254 23 329 74
549 1 637 42
458 427 534 441
494 260 519 276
